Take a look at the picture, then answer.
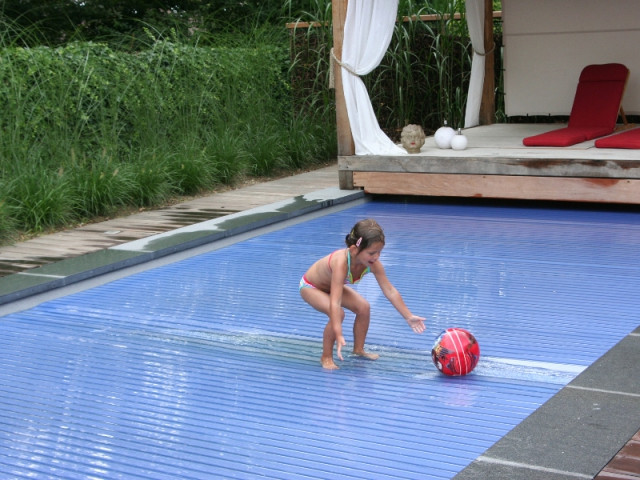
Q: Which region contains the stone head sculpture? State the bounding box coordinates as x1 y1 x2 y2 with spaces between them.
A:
401 124 426 154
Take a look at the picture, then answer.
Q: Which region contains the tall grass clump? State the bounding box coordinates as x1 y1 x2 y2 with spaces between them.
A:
67 151 136 218
287 0 335 118
364 0 473 135
290 0 502 139
286 0 339 162
0 183 17 243
5 165 77 233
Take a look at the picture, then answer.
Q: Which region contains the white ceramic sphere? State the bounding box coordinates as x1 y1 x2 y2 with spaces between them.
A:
450 132 468 150
434 125 455 149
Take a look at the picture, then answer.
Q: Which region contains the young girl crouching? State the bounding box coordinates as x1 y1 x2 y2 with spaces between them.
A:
299 218 425 369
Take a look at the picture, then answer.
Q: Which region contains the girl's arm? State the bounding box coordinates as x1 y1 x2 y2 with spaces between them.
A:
372 262 426 334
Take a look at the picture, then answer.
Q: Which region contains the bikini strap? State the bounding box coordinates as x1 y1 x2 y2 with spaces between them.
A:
346 248 353 284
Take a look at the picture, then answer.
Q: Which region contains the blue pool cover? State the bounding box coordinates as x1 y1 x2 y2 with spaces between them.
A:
1 200 639 479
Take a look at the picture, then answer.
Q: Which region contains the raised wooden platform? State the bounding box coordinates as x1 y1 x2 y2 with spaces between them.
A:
338 124 640 204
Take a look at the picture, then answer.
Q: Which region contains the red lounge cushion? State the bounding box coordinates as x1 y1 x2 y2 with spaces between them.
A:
570 64 629 130
523 126 612 147
595 128 640 149
523 63 629 147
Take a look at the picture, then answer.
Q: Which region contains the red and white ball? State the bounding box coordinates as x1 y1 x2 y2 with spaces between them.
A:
431 327 480 376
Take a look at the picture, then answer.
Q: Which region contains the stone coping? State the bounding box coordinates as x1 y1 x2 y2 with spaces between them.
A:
0 187 365 305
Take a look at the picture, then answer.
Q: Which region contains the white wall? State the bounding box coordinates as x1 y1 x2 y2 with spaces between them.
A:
503 0 640 116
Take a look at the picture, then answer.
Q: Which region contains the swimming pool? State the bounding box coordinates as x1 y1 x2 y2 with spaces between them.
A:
1 200 638 479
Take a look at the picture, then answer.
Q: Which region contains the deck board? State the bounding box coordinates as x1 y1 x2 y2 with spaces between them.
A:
353 172 640 203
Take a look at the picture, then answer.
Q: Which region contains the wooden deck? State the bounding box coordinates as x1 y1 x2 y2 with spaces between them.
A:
0 165 339 277
339 124 640 204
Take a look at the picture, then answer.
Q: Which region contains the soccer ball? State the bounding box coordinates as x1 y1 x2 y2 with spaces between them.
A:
431 328 480 376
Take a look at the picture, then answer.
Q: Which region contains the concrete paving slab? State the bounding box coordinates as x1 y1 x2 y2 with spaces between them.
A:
453 459 590 480
0 249 144 304
110 187 363 254
455 332 640 480
456 387 640 479
569 334 640 395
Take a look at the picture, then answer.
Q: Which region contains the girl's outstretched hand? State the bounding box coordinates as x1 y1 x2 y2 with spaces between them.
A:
406 315 426 334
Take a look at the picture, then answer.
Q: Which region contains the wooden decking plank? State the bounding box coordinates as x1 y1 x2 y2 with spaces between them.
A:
353 172 640 204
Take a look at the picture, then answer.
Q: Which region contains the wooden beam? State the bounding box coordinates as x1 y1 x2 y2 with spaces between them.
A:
352 172 640 204
479 0 495 125
286 11 502 30
331 0 354 161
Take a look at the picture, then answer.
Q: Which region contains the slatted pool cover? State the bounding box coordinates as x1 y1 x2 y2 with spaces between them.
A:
1 200 639 479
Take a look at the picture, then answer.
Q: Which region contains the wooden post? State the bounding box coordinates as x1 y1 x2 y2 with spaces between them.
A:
331 0 354 158
480 0 495 125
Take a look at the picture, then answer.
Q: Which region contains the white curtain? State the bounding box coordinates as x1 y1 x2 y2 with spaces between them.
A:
464 0 485 128
341 0 405 155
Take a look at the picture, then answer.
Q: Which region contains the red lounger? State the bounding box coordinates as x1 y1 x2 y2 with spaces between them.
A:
523 63 629 147
595 127 640 149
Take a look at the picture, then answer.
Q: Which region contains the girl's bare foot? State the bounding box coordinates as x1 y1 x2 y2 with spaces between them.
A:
353 350 380 360
321 357 339 369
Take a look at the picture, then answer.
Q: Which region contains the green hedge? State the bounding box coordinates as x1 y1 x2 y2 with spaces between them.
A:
0 40 335 240
0 41 289 163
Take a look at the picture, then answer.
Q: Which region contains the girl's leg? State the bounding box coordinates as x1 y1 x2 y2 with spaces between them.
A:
300 288 343 369
351 303 371 356
322 317 342 368
342 288 379 360
300 286 379 367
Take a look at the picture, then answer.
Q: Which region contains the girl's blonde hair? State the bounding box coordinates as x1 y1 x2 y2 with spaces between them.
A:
345 218 385 250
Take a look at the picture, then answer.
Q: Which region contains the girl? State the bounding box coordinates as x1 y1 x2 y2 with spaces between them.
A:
299 218 426 369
